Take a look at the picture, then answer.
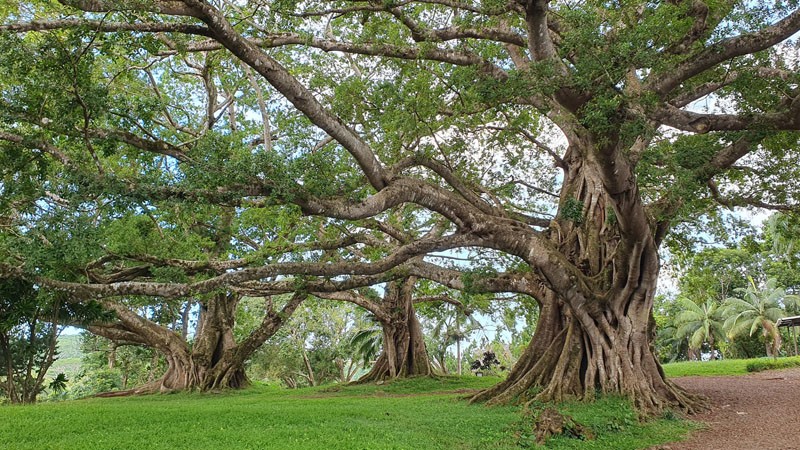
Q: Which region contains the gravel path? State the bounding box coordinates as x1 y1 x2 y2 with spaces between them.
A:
656 367 800 450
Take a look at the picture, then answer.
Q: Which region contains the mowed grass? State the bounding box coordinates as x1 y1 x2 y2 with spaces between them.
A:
663 355 800 378
662 359 752 377
542 397 698 450
0 376 695 450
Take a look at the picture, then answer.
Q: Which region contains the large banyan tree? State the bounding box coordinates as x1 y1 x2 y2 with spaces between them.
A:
2 0 800 412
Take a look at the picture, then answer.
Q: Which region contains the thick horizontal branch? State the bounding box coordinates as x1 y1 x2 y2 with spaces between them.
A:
407 260 545 299
86 323 151 346
707 179 798 211
654 103 800 133
648 8 800 96
300 176 489 231
0 19 211 36
0 233 480 299
89 233 378 278
233 270 400 298
157 34 507 76
296 0 519 18
58 0 203 18
392 155 498 216
0 131 75 167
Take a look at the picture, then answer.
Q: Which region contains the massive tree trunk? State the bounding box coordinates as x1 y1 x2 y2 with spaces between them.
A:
357 278 433 382
470 146 704 414
92 292 305 394
471 285 696 412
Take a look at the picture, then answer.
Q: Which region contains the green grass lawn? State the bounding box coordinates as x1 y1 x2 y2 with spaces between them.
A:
662 358 752 377
662 355 800 378
0 376 696 450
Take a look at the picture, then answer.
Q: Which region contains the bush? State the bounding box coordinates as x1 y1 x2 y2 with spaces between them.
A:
66 368 123 398
746 356 800 373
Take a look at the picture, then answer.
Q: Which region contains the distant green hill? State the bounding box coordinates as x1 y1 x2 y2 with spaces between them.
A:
50 334 84 380
57 334 83 359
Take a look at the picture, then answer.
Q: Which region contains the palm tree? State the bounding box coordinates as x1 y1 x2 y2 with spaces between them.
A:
349 325 383 368
722 277 799 357
766 213 800 263
674 298 726 360
425 305 482 375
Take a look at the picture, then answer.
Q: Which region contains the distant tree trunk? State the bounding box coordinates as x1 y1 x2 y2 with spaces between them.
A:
357 279 433 382
0 332 18 403
456 335 462 376
180 300 193 341
283 376 297 389
0 304 62 405
764 322 780 358
108 343 117 369
708 335 716 361
433 351 449 374
301 348 316 386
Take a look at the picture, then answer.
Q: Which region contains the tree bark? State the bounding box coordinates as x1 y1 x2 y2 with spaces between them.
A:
357 279 433 382
468 147 705 414
471 289 699 412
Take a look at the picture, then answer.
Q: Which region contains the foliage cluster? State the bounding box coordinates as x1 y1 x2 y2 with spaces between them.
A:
745 355 800 373
654 213 800 363
0 279 107 404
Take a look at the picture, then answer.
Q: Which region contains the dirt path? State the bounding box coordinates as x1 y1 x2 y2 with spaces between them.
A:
656 367 800 450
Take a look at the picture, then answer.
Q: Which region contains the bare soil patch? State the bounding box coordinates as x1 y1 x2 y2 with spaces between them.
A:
656 367 800 450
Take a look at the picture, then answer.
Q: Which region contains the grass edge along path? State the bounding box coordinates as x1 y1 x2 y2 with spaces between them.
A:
662 355 800 378
0 376 696 450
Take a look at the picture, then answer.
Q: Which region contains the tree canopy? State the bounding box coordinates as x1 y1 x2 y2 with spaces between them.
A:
2 0 800 413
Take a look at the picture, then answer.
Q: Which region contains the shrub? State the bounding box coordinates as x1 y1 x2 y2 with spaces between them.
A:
746 356 800 373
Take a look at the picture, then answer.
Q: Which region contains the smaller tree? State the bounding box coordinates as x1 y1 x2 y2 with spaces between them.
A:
422 302 482 376
674 298 726 361
653 295 689 363
69 333 164 398
723 278 799 358
0 279 103 404
246 300 370 387
469 351 500 375
0 279 54 404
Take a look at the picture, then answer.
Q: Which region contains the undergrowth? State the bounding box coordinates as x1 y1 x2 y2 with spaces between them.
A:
745 355 800 372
